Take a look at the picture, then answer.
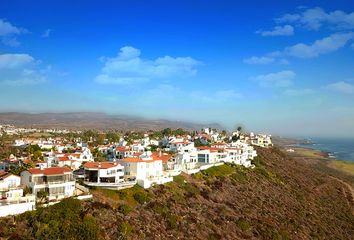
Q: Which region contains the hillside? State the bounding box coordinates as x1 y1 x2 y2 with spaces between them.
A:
0 147 353 239
0 112 223 131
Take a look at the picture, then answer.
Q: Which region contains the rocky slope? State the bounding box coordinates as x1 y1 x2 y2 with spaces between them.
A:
0 147 353 239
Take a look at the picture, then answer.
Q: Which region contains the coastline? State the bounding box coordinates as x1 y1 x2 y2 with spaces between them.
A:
273 137 354 179
272 142 354 197
287 146 354 177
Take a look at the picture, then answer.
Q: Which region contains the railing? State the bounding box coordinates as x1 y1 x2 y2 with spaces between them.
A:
0 186 22 191
0 196 35 206
83 180 137 187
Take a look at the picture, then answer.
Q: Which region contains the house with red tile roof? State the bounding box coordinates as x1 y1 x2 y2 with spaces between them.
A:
20 167 75 201
83 162 124 186
119 151 173 188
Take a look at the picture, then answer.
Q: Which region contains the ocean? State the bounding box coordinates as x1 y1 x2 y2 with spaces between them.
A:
295 138 354 162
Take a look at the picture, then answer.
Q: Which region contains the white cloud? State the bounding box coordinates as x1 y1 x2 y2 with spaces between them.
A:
243 56 274 64
278 59 290 65
257 25 294 36
247 32 354 62
276 7 354 30
285 32 354 58
1 37 20 47
0 19 22 36
95 46 201 85
276 13 301 23
41 29 52 38
0 19 27 46
251 70 295 88
0 53 47 85
0 54 35 69
325 81 354 94
215 90 242 99
283 88 314 96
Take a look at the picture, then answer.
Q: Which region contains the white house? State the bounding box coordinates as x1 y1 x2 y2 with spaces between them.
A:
0 172 35 217
20 167 75 201
197 146 227 164
0 172 23 202
115 146 134 159
83 161 124 185
119 151 173 188
57 156 81 170
169 141 195 153
250 133 273 148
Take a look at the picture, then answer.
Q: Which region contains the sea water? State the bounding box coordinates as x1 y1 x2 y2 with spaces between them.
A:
296 138 354 162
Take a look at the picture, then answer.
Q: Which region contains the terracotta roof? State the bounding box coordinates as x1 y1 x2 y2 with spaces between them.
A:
0 171 15 179
197 146 225 153
116 147 130 152
151 152 172 163
172 141 190 145
27 167 72 175
84 162 122 169
120 157 157 163
58 156 70 161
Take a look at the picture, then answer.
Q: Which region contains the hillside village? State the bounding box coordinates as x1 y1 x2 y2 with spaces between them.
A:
0 124 272 217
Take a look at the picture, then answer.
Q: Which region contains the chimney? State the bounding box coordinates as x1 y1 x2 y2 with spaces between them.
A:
159 150 162 157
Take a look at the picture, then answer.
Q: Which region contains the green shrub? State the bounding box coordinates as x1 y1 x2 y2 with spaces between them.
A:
133 191 150 204
25 198 100 240
167 214 178 229
118 204 132 215
183 183 200 197
79 214 100 239
173 175 186 185
118 221 133 239
203 164 234 178
235 219 251 231
150 202 169 216
117 190 127 199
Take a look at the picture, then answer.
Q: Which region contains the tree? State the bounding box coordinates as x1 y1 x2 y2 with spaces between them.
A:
32 150 43 161
162 128 172 136
37 190 48 203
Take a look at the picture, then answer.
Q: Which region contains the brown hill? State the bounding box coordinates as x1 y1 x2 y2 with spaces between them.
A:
0 112 223 131
0 147 353 239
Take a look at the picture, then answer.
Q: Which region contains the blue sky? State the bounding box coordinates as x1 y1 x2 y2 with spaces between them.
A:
0 0 354 137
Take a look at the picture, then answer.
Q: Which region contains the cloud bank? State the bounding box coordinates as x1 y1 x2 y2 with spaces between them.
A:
95 46 201 85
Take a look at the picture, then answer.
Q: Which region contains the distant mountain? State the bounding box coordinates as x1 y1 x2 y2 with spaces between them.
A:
0 112 223 131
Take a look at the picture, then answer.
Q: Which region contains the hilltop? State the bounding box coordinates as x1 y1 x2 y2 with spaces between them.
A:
0 112 223 131
0 146 353 239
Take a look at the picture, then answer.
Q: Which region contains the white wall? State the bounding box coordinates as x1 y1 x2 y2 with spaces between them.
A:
0 202 35 217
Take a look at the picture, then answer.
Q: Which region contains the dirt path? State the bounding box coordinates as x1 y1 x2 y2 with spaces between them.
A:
329 176 354 214
291 153 354 214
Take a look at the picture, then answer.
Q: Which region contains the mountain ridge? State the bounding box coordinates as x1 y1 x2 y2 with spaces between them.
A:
0 112 223 131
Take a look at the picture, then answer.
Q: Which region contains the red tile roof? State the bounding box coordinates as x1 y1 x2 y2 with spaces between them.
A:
27 167 72 175
116 147 130 152
0 171 14 179
120 157 156 163
151 152 172 163
84 162 122 169
58 156 70 161
197 146 225 152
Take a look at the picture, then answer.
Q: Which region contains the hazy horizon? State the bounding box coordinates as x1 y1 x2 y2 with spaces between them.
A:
1 1 354 138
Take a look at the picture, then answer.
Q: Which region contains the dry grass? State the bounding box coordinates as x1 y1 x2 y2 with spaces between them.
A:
328 160 354 177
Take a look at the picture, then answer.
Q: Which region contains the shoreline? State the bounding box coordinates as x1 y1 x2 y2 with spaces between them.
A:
277 144 354 179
